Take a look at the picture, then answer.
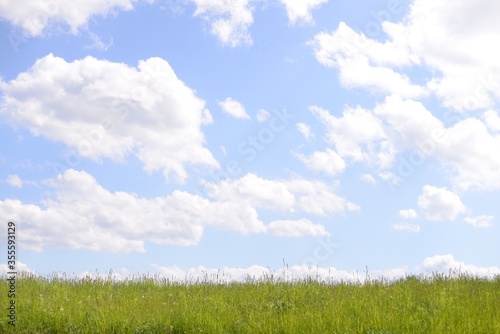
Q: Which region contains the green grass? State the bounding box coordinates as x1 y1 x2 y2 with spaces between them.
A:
1 271 499 333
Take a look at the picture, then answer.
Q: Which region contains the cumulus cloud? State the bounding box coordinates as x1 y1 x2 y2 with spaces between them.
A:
279 0 328 25
392 222 420 233
256 109 271 122
191 0 256 47
0 54 218 183
378 171 401 186
0 261 33 275
310 0 500 110
418 254 500 278
310 22 426 99
190 0 330 46
295 149 346 176
296 122 312 141
437 118 500 191
0 0 136 36
310 105 395 169
151 263 406 283
373 95 445 152
218 97 250 119
0 170 342 253
311 94 500 191
25 255 499 283
484 109 500 132
19 255 499 282
0 170 207 252
267 219 330 237
375 96 500 191
417 185 466 221
463 215 494 229
398 209 418 220
6 174 22 188
203 173 359 215
401 0 500 111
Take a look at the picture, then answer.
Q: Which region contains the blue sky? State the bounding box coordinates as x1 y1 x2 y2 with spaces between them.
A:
1 0 500 281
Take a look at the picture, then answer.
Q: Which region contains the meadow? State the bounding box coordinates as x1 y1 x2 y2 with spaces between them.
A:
1 271 499 333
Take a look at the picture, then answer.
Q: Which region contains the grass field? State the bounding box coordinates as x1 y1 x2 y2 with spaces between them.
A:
1 271 499 333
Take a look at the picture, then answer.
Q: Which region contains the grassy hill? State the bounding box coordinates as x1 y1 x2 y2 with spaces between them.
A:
2 271 499 333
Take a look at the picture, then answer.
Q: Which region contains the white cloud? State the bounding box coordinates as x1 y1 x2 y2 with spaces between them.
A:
399 0 500 111
218 97 250 120
310 22 426 99
311 1 500 111
374 95 445 152
392 222 420 233
203 173 359 215
463 215 494 229
285 177 360 215
0 170 206 252
0 170 345 253
18 256 498 283
256 109 271 122
0 54 218 183
204 173 295 211
191 0 256 47
336 57 426 99
17 255 499 283
15 256 499 283
0 261 33 275
296 122 312 141
151 263 405 283
437 118 500 191
310 95 500 191
311 22 413 68
267 219 330 237
279 0 328 25
378 172 400 186
418 254 500 278
0 0 135 36
310 105 395 169
484 109 500 132
331 95 500 192
417 185 466 221
398 209 418 220
191 0 330 46
6 174 22 188
85 32 114 51
375 96 500 191
295 149 346 176
360 174 376 185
